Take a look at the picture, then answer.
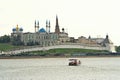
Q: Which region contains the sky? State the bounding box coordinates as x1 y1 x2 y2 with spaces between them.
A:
0 0 120 46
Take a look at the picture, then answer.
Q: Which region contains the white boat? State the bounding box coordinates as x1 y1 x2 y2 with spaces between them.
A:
68 59 81 66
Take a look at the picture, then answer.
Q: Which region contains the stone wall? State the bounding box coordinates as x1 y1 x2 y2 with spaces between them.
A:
3 44 107 54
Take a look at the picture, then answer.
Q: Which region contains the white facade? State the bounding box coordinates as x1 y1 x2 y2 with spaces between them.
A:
11 17 116 53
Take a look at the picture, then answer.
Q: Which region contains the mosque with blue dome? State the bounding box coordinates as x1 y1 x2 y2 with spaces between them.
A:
11 16 69 46
11 15 116 52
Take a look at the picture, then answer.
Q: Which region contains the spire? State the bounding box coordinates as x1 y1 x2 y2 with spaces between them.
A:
56 15 59 27
55 15 60 33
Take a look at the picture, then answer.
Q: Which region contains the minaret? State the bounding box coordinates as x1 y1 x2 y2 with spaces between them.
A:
55 15 60 33
46 20 48 33
49 20 50 33
35 20 36 32
37 21 39 32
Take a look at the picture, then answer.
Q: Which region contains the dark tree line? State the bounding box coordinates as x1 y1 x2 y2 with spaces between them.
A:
0 35 10 43
0 35 39 46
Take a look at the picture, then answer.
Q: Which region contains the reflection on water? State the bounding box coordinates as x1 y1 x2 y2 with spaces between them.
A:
0 58 120 80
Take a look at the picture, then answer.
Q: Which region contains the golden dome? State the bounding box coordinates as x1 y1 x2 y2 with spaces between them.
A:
16 24 19 31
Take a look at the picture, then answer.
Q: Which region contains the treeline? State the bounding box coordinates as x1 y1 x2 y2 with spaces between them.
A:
0 35 23 46
0 35 10 43
0 35 39 46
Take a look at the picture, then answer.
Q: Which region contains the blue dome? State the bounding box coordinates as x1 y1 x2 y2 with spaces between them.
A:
12 28 16 31
39 28 46 33
19 28 23 31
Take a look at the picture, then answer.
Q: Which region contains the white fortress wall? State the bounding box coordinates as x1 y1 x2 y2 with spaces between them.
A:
3 44 107 54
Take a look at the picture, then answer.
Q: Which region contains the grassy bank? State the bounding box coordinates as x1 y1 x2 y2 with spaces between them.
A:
0 43 108 52
0 43 24 51
0 43 16 51
0 44 119 58
27 48 108 55
0 48 109 57
0 43 112 58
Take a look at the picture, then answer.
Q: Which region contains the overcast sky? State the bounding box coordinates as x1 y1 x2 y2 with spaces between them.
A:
0 0 120 45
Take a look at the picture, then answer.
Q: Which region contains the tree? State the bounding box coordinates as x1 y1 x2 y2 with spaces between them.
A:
0 35 10 43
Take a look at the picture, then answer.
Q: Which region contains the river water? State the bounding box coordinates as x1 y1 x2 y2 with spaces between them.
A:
0 57 120 80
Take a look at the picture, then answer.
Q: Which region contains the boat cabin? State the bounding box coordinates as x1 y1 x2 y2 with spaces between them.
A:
68 59 81 66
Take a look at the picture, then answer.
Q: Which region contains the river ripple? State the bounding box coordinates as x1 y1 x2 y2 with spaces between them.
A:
0 58 120 80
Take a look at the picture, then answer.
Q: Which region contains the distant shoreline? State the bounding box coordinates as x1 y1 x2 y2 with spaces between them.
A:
0 55 120 59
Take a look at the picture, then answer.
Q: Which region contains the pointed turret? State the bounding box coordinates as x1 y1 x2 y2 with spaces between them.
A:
56 15 59 27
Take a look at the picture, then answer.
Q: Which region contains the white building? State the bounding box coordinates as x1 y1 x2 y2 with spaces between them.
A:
11 16 116 52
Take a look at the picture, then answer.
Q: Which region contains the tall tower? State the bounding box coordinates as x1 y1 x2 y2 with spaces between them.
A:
55 15 60 33
46 20 48 33
102 35 116 52
35 20 36 32
37 21 39 32
49 20 50 33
